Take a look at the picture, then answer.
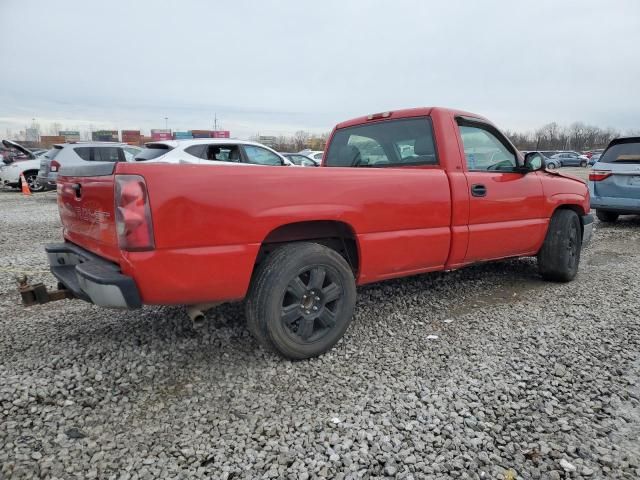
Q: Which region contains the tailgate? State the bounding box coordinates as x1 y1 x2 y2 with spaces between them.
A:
57 162 121 262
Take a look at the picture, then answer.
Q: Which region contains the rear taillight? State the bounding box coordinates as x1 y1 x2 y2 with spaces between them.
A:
50 160 60 172
115 175 155 251
589 171 612 182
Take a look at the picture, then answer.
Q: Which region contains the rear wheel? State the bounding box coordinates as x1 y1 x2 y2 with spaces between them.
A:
20 171 44 192
596 210 619 223
246 242 356 360
538 209 582 282
546 162 557 170
580 160 588 167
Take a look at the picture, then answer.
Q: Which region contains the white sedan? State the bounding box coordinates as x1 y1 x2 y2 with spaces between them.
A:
0 140 47 192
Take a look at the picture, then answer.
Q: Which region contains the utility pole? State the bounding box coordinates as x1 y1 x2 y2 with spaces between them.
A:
213 113 218 131
164 117 168 130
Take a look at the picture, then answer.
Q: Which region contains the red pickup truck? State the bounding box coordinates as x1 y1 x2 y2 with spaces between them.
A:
44 107 592 359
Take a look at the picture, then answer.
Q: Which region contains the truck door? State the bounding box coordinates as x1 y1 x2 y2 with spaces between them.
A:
456 118 547 262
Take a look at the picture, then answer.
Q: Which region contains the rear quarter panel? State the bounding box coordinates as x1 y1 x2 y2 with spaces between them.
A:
114 162 453 304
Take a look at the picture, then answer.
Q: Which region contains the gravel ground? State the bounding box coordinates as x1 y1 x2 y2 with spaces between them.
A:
1 173 639 479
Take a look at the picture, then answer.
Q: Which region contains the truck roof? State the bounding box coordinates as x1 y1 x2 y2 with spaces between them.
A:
334 107 490 130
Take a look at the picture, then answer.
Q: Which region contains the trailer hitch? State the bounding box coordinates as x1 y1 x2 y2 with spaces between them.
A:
17 275 74 306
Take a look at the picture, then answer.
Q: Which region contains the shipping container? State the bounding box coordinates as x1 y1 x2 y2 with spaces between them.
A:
59 130 80 142
212 130 231 138
91 130 118 142
40 135 66 147
173 131 193 139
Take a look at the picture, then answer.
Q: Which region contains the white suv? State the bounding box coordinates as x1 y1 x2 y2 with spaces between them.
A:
37 143 142 190
134 139 293 166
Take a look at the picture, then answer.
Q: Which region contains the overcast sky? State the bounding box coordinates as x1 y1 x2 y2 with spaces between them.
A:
1 0 638 138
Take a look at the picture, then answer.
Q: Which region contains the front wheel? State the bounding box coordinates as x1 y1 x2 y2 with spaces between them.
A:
546 163 557 170
538 209 582 282
246 242 357 360
580 160 587 167
596 210 619 223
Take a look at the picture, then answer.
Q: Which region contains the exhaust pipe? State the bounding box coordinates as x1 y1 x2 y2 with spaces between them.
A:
186 302 221 329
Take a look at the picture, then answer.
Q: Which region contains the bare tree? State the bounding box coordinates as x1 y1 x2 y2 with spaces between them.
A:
293 130 310 152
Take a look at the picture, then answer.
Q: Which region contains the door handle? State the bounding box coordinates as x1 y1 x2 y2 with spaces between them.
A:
471 184 487 197
72 183 82 199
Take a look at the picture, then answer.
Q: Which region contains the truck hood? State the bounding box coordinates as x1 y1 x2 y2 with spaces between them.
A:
2 140 36 160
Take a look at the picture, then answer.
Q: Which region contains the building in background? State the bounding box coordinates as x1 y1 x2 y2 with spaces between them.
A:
59 130 80 142
259 135 276 147
92 130 118 142
25 127 40 143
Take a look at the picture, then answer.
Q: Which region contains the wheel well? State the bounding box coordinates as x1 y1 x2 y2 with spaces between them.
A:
22 169 38 176
257 221 359 273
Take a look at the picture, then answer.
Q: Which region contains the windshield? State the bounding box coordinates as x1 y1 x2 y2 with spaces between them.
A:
325 117 437 167
599 140 640 164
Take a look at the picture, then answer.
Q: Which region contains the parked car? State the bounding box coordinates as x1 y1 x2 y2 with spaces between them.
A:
280 153 319 166
550 151 589 167
0 140 46 191
298 149 324 162
37 142 140 190
588 153 602 166
589 136 640 222
37 107 592 360
524 151 560 170
133 139 293 166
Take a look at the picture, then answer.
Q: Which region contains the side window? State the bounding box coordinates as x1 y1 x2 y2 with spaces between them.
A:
185 144 206 159
74 147 93 161
204 145 241 162
243 145 283 165
95 147 123 162
458 125 517 171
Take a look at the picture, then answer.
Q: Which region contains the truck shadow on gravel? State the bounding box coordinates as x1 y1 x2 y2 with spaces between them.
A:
86 257 550 352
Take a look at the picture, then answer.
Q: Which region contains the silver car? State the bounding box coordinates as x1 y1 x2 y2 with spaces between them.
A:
589 137 640 222
37 143 141 190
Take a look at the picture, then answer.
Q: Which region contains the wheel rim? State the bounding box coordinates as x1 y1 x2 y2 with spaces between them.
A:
25 174 42 191
280 266 343 343
566 221 579 270
547 164 556 170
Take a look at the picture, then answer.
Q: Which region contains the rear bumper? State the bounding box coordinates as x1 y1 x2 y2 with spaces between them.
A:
45 242 141 309
581 214 594 246
590 194 640 214
37 173 57 189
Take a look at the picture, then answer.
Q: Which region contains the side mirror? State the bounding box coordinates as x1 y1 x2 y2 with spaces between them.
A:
523 152 544 172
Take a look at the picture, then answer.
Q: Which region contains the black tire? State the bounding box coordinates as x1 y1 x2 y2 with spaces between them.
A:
246 242 357 360
538 209 582 282
596 210 619 223
580 160 587 167
20 170 44 193
546 163 557 170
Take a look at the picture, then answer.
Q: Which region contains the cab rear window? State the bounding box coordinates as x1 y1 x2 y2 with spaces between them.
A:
325 117 438 168
599 140 640 164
